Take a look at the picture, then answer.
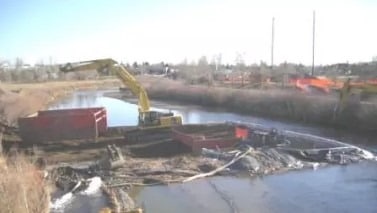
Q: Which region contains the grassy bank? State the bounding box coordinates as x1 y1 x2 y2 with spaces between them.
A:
0 80 120 213
0 79 120 126
140 76 377 132
0 154 49 213
4 77 373 132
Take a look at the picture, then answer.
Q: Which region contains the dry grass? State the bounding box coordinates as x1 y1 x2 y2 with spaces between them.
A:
0 154 49 213
0 78 119 91
139 76 377 132
0 79 121 126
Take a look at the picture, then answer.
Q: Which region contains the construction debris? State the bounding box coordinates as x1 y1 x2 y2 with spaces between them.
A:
97 144 126 170
102 186 140 213
4 116 373 213
46 123 376 213
183 147 252 182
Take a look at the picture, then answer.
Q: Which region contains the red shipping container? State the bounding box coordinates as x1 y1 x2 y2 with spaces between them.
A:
172 124 240 153
18 107 107 143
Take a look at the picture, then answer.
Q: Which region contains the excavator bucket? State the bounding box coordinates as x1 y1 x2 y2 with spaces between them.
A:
101 144 125 169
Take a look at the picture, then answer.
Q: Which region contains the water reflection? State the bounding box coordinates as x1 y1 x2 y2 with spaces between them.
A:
137 161 377 213
50 90 139 126
51 90 377 148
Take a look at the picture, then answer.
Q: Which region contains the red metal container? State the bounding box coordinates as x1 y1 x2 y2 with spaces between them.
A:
18 107 107 143
172 124 239 152
235 125 249 140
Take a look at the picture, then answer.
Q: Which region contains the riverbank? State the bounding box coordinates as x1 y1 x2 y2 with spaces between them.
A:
0 79 120 213
0 79 120 126
3 77 376 133
138 76 377 133
0 154 50 213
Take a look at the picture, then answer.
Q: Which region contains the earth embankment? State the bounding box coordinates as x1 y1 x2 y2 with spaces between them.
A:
0 79 120 126
138 76 377 133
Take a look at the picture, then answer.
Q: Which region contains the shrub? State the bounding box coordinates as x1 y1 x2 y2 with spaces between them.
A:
0 154 49 213
141 76 377 132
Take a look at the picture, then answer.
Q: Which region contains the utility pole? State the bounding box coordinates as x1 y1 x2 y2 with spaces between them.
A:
311 11 316 76
271 17 275 70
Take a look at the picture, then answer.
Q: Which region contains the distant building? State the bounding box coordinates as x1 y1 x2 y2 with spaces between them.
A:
0 62 11 70
22 64 32 69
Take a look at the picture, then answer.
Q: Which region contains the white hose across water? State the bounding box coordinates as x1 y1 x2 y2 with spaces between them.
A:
230 121 376 160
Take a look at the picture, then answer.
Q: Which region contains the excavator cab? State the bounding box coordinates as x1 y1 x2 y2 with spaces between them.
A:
138 111 182 128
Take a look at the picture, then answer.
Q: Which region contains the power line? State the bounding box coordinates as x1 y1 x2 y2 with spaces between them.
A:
311 11 316 76
271 17 275 70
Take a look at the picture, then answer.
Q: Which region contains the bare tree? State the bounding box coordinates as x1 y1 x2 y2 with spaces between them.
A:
216 54 222 71
15 58 23 70
210 54 222 72
372 56 377 62
235 52 246 71
180 58 188 66
197 56 214 86
198 56 208 67
132 61 138 68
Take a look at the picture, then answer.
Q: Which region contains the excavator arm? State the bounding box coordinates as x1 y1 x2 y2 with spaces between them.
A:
59 58 182 128
111 65 150 112
60 58 150 112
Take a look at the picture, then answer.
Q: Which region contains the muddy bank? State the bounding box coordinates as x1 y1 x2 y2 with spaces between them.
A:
138 76 377 133
0 79 120 126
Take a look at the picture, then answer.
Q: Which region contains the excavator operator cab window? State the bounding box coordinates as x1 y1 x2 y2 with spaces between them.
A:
149 111 157 121
139 111 160 126
138 113 144 125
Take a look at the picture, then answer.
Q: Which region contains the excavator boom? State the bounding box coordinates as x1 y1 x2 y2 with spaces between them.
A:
59 58 182 128
113 65 150 112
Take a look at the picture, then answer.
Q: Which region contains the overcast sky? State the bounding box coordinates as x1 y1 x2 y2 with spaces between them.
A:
0 0 376 65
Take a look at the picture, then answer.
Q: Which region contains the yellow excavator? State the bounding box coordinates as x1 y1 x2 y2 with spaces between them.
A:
59 58 182 129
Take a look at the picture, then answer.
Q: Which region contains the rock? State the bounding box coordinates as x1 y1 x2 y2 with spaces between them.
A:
259 149 283 170
201 148 234 160
274 150 299 168
232 155 260 172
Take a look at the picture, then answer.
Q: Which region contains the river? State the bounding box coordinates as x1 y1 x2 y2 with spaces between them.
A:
51 89 377 213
